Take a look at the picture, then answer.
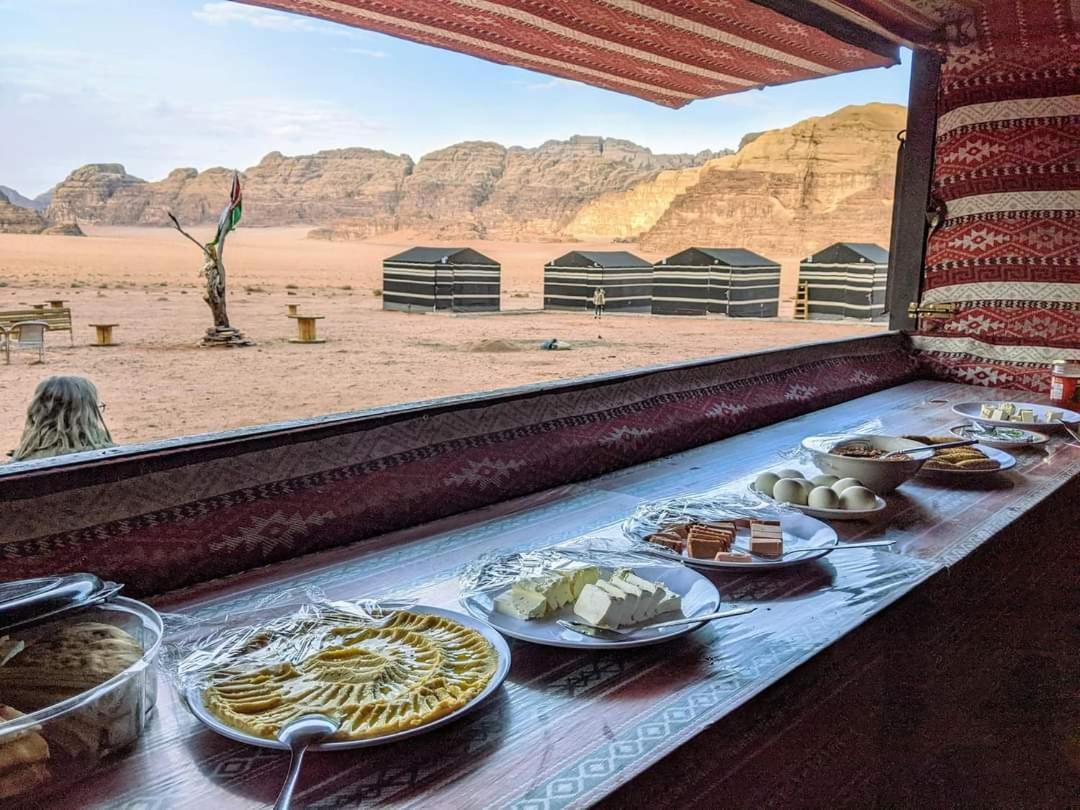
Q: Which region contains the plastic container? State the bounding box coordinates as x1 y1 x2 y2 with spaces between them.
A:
1049 359 1080 408
0 597 162 803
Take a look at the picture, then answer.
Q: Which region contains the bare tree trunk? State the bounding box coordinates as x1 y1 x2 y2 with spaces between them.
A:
202 248 230 329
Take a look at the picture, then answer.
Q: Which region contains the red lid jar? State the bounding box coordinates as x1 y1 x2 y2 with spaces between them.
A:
1049 359 1080 407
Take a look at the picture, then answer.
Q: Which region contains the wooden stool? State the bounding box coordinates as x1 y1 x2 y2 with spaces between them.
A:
89 323 118 346
288 315 325 344
287 304 299 316
48 299 66 309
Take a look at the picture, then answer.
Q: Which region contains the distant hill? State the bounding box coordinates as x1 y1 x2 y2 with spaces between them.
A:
31 103 903 256
0 185 51 211
43 139 723 240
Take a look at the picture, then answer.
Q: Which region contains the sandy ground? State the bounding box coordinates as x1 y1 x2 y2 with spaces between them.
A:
0 227 876 453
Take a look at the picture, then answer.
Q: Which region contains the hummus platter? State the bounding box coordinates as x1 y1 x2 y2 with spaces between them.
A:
186 605 510 750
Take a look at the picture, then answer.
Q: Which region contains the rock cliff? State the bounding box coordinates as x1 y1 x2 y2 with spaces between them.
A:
0 185 51 211
46 149 414 229
621 103 902 259
0 191 47 234
43 137 712 239
36 105 900 253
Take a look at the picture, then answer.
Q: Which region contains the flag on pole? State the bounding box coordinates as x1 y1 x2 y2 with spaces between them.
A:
209 172 242 247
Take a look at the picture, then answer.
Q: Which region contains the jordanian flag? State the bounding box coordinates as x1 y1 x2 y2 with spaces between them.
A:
208 171 242 246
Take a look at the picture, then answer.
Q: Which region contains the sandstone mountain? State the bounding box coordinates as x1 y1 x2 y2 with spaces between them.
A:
0 185 51 211
44 137 716 239
0 190 47 234
33 104 902 257
567 103 904 261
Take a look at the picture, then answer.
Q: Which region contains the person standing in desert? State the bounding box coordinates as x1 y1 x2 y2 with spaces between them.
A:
592 286 606 319
9 376 114 461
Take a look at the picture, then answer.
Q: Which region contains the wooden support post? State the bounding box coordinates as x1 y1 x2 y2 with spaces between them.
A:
887 49 942 330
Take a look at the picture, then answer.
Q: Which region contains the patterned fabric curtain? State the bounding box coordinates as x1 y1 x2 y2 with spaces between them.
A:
912 2 1080 391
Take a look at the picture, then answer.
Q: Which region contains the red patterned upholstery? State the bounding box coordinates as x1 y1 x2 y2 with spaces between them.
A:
0 335 917 596
912 1 1080 391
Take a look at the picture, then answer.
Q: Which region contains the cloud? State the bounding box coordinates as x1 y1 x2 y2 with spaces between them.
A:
193 2 365 38
18 92 48 104
343 47 387 59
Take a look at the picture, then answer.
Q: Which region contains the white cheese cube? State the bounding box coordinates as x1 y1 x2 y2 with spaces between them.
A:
1046 410 1064 423
494 589 549 620
573 582 627 628
655 586 682 615
553 562 600 599
980 404 995 418
612 570 664 622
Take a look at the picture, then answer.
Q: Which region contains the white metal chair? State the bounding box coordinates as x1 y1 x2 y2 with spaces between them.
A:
10 320 47 363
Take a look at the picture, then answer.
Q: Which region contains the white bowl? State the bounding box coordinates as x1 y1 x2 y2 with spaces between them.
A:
801 434 928 494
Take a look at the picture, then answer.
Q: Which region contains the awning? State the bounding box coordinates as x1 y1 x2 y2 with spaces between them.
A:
236 0 941 108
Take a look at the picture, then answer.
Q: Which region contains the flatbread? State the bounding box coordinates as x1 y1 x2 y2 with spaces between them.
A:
0 623 143 709
204 611 498 742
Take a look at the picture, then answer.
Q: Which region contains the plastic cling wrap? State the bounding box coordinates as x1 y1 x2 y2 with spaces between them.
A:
160 587 413 697
160 589 508 744
458 542 682 600
621 489 796 543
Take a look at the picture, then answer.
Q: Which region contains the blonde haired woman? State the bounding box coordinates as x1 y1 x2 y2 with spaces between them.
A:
10 376 114 461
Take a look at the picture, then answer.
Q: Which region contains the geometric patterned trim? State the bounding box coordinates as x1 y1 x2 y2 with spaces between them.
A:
946 190 1080 218
911 334 1080 363
937 94 1080 135
921 281 1080 304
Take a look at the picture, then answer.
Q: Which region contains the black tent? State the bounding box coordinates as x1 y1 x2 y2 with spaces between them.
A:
653 247 780 317
382 247 501 313
798 242 889 320
543 250 652 312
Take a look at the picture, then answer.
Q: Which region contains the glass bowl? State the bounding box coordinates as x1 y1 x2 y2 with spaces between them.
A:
0 597 162 803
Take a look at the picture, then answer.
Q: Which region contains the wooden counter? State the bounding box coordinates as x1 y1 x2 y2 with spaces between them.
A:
71 381 1079 808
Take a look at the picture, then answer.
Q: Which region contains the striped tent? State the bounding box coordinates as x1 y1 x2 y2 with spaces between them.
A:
798 242 889 320
543 251 652 313
382 247 501 313
653 248 780 318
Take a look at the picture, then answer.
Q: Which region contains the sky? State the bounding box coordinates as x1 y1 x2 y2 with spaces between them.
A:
1 0 912 197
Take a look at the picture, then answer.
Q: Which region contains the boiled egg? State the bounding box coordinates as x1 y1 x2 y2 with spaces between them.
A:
831 477 864 494
775 468 805 481
839 486 878 510
773 477 810 505
811 474 839 488
754 472 780 497
807 486 840 509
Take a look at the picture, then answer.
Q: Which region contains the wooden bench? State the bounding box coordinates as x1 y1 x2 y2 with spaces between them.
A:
0 307 74 344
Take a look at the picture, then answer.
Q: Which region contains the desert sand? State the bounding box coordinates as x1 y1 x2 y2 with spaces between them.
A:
0 227 877 454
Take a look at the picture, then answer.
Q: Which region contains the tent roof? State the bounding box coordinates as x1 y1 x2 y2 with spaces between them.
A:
836 242 890 263
561 250 653 268
234 1 964 108
384 246 496 264
690 247 778 266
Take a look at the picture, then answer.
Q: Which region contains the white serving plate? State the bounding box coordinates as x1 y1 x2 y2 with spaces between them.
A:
749 484 886 521
949 423 1048 449
462 564 721 650
185 605 511 751
641 512 839 570
916 443 1016 480
952 401 1079 431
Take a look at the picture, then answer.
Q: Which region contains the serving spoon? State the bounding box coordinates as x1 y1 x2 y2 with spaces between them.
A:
557 606 755 639
881 438 976 459
732 539 896 559
274 714 340 810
